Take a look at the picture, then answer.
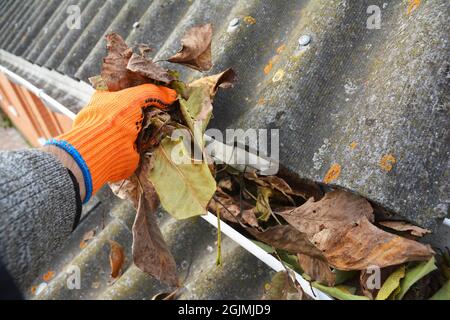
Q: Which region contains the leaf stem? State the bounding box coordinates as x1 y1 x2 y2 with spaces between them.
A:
216 209 222 267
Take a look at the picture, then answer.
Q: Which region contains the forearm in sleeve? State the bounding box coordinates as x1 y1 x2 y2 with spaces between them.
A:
0 149 81 290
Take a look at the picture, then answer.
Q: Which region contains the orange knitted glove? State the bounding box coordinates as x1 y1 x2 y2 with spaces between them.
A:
46 84 177 203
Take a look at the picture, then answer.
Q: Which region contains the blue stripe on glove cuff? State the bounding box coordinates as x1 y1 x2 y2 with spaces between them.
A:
44 139 93 204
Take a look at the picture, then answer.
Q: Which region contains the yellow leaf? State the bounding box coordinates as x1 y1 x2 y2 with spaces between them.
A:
312 282 369 300
395 257 437 300
148 137 216 219
376 265 406 300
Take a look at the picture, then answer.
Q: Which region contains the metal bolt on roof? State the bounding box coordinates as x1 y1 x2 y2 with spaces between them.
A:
298 34 311 46
229 18 239 27
227 18 240 33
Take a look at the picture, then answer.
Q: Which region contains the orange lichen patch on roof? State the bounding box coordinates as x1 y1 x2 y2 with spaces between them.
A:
379 154 396 172
407 0 421 15
324 163 341 183
30 285 37 295
264 55 281 75
243 15 256 25
276 44 286 54
42 271 55 282
350 141 357 149
264 48 284 75
257 97 266 106
264 61 274 75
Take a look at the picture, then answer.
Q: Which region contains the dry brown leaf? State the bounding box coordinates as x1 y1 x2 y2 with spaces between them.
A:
137 156 160 210
244 170 308 201
109 240 124 279
109 175 140 208
167 23 213 71
278 190 374 238
208 188 259 228
244 171 290 191
360 269 375 299
136 43 153 57
278 190 434 270
132 193 178 287
101 33 147 91
359 266 400 299
379 221 431 237
262 271 305 300
109 156 158 209
127 53 174 84
217 177 233 191
88 75 108 90
359 266 397 299
297 253 335 286
247 225 326 261
139 110 175 150
188 68 236 98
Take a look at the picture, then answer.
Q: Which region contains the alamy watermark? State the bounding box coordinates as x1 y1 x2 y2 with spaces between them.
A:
367 5 382 30
66 5 81 30
168 123 280 175
66 265 81 290
364 265 381 291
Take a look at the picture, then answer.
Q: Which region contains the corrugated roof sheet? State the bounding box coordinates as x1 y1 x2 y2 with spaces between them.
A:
25 188 273 300
0 0 449 299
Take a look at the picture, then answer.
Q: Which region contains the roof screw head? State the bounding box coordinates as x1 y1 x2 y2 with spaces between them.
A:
229 18 239 27
298 34 311 46
133 22 140 29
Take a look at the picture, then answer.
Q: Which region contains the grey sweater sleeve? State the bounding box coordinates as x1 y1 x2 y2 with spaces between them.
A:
0 149 80 290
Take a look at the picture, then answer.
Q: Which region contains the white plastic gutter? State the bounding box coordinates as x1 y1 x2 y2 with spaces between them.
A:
2 64 449 300
202 212 332 299
0 65 76 119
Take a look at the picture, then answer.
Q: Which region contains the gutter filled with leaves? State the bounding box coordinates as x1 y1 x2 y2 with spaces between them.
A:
81 24 448 300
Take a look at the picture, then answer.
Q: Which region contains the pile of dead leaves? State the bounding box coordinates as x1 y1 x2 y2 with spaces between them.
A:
90 24 448 300
211 167 448 300
90 24 235 288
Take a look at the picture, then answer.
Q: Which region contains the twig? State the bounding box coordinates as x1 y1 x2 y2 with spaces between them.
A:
216 209 222 267
162 287 183 300
238 166 248 216
116 179 126 194
215 164 229 174
266 200 283 225
134 172 144 195
243 188 258 201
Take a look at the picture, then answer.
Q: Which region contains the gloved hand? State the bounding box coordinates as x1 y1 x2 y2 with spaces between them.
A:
46 84 177 203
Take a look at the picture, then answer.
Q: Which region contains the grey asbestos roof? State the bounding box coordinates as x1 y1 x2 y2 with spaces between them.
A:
0 0 449 299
